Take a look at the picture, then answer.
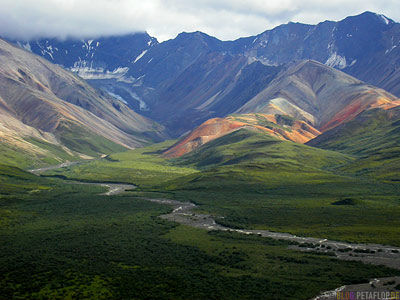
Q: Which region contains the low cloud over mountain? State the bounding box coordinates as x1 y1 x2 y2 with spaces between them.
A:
0 0 398 41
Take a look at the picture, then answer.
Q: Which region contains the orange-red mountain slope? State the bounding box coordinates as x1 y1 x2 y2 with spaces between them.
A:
165 60 400 158
163 114 321 158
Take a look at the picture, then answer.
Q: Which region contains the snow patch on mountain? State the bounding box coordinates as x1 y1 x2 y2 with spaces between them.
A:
349 59 357 67
104 85 149 111
17 42 32 52
120 89 148 111
251 56 279 66
132 75 146 87
131 92 148 111
34 41 58 60
386 45 398 54
378 14 390 25
107 92 128 104
133 50 148 63
33 41 63 60
325 52 347 69
70 60 129 80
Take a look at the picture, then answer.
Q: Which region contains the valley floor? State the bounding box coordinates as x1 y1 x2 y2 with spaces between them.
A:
2 137 400 299
1 178 398 299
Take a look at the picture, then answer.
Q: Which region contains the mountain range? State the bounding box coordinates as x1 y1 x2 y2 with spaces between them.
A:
13 12 400 136
1 11 400 168
164 59 398 157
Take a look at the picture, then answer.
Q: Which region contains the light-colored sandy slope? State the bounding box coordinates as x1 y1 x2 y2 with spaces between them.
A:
236 60 398 132
0 38 167 158
163 114 321 158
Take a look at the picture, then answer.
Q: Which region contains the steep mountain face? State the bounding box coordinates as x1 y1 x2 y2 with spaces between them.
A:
345 31 400 97
237 12 400 96
15 33 158 112
120 32 234 122
239 12 392 67
86 32 282 136
17 33 157 78
164 60 399 157
0 38 167 166
148 54 283 135
14 12 400 136
129 32 225 88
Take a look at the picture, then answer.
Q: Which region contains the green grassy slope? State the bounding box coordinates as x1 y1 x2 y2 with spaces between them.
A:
55 121 128 157
160 129 400 245
43 141 197 186
0 164 53 227
308 106 400 181
0 139 78 169
0 164 51 194
174 128 352 170
0 121 131 170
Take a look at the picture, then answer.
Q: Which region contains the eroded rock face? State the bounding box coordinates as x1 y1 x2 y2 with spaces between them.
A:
0 38 167 160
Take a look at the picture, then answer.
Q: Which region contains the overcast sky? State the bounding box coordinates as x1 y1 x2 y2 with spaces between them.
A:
0 0 398 42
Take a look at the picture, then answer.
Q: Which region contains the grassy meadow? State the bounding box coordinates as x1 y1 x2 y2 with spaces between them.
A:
42 141 197 186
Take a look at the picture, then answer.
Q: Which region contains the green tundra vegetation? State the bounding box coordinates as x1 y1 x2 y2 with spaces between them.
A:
2 124 400 299
42 141 197 186
0 140 77 169
43 129 400 246
1 165 399 299
308 107 400 181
